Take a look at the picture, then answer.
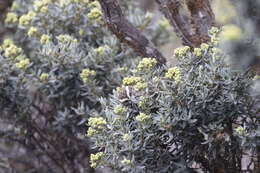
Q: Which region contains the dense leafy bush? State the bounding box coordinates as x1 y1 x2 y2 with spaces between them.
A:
0 0 170 172
88 30 259 172
0 0 259 173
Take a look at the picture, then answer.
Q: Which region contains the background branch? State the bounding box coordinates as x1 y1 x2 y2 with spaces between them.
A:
155 0 215 47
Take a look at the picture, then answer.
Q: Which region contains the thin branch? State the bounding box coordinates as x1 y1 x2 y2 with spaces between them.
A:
97 0 166 65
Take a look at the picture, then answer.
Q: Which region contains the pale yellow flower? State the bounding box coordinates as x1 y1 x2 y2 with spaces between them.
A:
122 76 141 86
165 67 181 82
90 152 104 168
27 27 38 37
40 34 51 44
15 58 30 70
174 46 190 58
80 68 96 83
137 58 157 71
87 8 102 20
40 73 49 82
136 113 150 123
193 48 202 57
5 13 18 24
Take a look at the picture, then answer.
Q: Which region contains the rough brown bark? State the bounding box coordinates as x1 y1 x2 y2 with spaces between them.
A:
155 0 194 46
155 0 215 47
0 0 13 13
185 0 215 44
97 0 166 65
0 0 14 42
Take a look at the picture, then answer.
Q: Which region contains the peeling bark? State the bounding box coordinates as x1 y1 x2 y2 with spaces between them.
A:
97 0 166 65
155 0 215 47
186 0 215 44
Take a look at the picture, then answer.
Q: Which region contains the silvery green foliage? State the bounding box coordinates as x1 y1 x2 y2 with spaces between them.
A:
0 0 170 172
89 42 259 172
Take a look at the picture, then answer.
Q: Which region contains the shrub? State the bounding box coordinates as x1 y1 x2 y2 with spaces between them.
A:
0 0 259 173
0 0 170 172
88 31 259 172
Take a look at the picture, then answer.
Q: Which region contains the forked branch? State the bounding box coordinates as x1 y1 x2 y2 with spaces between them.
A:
156 0 215 47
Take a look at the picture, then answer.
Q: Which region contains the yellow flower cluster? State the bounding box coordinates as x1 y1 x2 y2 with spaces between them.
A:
122 76 141 86
87 8 102 21
114 105 126 115
174 46 190 58
86 128 97 137
40 73 49 82
165 67 181 82
4 45 22 58
220 24 242 42
193 48 202 57
94 45 109 56
87 117 106 137
58 0 70 7
88 1 101 8
117 67 127 73
27 27 38 37
209 27 220 45
122 133 130 141
209 27 219 35
136 113 150 123
40 6 49 13
79 29 85 36
19 11 36 26
57 34 77 43
88 117 106 129
40 34 51 44
1 39 30 70
15 58 30 70
235 126 245 136
137 58 157 71
80 68 96 84
3 41 22 59
138 97 148 110
200 43 209 51
90 152 104 168
1 39 14 49
34 0 51 11
5 12 18 24
134 82 147 91
121 158 131 165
